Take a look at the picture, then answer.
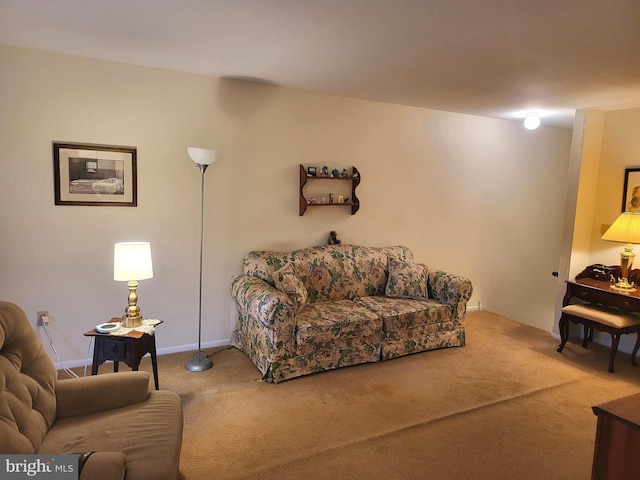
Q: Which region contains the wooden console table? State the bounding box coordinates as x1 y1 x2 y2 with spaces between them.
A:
592 393 640 479
557 278 640 372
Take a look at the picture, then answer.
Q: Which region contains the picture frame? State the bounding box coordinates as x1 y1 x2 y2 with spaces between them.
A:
53 142 137 206
622 167 640 213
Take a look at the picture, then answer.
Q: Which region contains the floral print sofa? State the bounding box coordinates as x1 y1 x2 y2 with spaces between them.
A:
230 244 473 382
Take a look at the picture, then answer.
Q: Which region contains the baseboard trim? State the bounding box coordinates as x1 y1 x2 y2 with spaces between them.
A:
54 338 231 371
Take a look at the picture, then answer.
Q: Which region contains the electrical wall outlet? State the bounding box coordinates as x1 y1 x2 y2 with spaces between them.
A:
37 310 50 325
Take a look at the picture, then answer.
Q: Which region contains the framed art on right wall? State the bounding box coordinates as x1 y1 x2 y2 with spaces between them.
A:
622 167 640 213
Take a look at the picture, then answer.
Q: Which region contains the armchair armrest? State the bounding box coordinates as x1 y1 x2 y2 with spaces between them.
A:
428 270 473 320
79 452 126 480
55 371 150 419
231 275 296 328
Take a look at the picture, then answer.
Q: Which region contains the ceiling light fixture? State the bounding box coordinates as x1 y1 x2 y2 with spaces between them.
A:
523 113 541 130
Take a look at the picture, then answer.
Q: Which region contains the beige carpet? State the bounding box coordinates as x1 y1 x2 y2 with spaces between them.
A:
89 311 640 479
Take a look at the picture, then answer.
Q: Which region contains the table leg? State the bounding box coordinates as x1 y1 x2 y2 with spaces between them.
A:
632 333 640 367
91 338 100 375
608 334 620 374
557 315 569 353
151 345 159 390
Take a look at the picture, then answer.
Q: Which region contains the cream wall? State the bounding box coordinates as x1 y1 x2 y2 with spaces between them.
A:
0 45 573 366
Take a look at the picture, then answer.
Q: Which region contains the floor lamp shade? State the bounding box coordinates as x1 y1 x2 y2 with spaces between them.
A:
185 146 216 372
187 147 217 166
114 242 153 327
601 212 640 291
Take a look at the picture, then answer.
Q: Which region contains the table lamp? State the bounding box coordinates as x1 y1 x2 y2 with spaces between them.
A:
114 242 153 327
601 212 640 291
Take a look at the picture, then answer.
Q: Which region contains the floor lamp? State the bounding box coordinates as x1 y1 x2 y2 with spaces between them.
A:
185 146 217 372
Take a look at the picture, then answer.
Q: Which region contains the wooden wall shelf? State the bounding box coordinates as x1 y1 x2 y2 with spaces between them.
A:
299 164 360 216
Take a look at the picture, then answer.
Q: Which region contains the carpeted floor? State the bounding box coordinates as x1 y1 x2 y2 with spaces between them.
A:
89 311 640 479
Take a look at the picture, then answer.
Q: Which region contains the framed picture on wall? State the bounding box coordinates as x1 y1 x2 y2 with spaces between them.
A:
53 142 137 206
622 168 640 213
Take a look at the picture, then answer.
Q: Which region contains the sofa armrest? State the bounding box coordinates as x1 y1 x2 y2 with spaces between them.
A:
231 275 296 328
79 452 126 480
55 371 150 419
428 269 473 320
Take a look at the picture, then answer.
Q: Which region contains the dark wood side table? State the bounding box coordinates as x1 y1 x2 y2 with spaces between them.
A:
592 393 640 480
558 279 640 372
84 319 162 390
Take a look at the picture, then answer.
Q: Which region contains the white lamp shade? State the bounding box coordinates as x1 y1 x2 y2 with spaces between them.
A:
602 212 640 244
187 147 217 166
114 242 154 281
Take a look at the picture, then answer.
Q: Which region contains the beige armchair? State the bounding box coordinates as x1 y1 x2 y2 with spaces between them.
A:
0 301 183 480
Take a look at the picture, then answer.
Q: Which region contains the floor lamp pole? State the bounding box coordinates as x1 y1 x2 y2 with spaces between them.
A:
186 162 213 372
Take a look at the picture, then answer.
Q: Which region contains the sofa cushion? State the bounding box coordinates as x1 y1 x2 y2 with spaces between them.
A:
295 300 383 348
385 257 429 299
273 263 308 309
356 296 452 332
243 245 414 303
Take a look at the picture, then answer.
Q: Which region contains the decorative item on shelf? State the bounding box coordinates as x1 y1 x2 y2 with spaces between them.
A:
352 171 359 178
321 196 326 204
331 168 340 178
185 146 217 372
321 166 328 176
309 197 317 204
342 168 349 178
329 193 334 204
114 242 153 328
601 212 640 291
307 166 317 176
343 196 350 203
338 195 344 204
328 231 341 245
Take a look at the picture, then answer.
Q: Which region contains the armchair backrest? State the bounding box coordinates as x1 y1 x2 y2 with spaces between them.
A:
0 301 57 453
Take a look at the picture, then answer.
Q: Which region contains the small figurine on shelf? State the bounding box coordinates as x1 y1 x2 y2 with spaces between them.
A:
321 166 329 176
331 168 340 177
307 166 317 177
343 196 350 203
328 231 341 245
342 168 348 178
308 197 318 204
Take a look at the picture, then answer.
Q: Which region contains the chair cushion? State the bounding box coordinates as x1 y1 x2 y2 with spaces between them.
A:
385 257 429 299
39 390 183 480
562 304 640 329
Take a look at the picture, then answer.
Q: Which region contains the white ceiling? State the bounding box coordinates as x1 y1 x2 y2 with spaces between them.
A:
2 0 640 129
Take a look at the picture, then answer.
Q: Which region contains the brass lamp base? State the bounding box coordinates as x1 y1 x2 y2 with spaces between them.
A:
122 280 144 328
122 313 143 328
610 278 636 293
